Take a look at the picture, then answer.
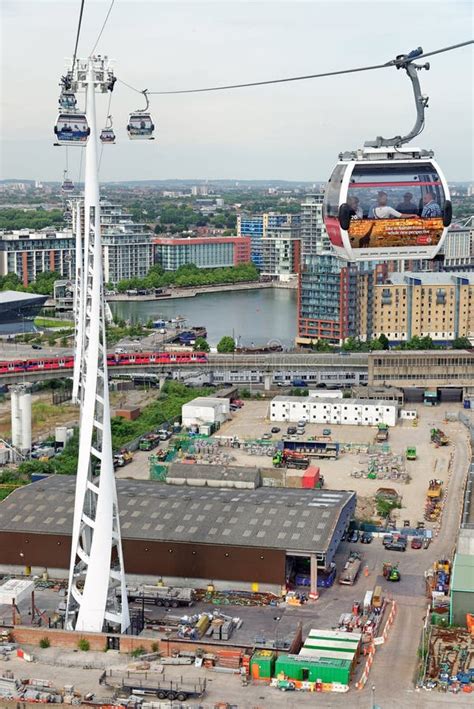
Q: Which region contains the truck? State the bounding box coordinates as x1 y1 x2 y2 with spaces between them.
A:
101 672 206 702
138 433 161 451
339 551 362 586
282 439 339 460
376 423 389 442
431 428 449 446
113 449 133 468
427 479 443 501
272 450 309 469
291 378 307 388
125 584 195 607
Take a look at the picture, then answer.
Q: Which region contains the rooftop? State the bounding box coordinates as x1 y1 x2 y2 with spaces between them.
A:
388 271 474 286
0 291 48 305
183 397 228 407
167 463 261 485
451 553 474 593
271 396 398 408
0 476 355 555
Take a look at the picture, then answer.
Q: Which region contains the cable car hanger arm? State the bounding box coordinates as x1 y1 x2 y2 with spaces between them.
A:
365 47 430 149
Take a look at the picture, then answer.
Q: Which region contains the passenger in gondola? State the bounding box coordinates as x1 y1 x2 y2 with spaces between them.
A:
421 190 442 218
369 191 417 220
348 196 363 219
396 192 418 215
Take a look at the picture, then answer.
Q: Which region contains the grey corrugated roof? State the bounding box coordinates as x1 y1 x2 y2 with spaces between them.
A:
168 463 260 484
0 476 355 554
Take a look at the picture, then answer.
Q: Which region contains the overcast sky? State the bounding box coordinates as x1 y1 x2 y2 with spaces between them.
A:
1 0 473 182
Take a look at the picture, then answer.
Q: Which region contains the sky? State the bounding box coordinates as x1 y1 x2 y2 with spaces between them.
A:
0 0 473 182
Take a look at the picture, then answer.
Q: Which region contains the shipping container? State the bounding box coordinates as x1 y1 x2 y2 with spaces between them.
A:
275 654 351 685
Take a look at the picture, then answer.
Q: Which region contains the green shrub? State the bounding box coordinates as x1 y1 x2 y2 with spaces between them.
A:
130 645 146 658
151 641 159 653
39 637 50 648
77 638 90 651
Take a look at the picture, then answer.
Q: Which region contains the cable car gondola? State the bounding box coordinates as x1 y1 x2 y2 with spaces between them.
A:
59 90 77 111
61 170 75 194
323 48 452 262
54 112 90 146
127 91 155 140
100 115 116 144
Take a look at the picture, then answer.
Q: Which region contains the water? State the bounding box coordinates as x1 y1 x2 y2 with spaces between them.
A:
110 287 297 348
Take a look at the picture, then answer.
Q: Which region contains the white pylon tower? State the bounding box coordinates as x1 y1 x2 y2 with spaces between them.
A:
72 199 84 404
65 56 130 633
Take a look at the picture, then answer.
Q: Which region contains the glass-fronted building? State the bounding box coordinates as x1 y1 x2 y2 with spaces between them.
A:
154 235 251 271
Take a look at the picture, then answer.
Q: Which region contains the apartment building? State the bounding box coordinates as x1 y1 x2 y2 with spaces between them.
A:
237 212 301 278
260 214 301 281
0 203 155 287
370 272 474 344
442 223 474 270
154 234 251 270
0 230 75 286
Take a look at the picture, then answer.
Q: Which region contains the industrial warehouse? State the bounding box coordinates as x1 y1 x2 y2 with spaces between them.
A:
0 474 355 593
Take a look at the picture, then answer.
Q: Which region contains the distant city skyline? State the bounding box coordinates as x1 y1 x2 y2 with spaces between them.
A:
1 1 473 182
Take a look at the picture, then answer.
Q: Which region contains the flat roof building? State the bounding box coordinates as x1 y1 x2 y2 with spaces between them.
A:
154 235 251 271
0 290 48 334
0 476 356 594
270 395 398 427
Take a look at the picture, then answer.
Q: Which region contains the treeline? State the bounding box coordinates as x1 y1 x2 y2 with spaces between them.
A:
116 262 259 292
310 334 472 352
0 208 64 231
0 271 60 296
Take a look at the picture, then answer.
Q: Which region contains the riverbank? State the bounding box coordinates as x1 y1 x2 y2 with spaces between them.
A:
106 279 297 302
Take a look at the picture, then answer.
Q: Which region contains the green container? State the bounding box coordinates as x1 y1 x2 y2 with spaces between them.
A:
275 654 351 685
250 650 276 678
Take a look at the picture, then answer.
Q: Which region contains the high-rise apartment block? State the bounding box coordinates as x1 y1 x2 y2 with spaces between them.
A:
237 213 301 280
0 202 154 286
297 194 358 345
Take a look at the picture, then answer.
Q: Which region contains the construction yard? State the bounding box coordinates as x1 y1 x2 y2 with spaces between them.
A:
133 399 464 530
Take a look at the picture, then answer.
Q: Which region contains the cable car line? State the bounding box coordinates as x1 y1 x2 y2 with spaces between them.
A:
90 0 115 57
71 0 86 73
116 39 472 96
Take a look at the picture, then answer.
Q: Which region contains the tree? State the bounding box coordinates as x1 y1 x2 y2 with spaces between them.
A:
452 336 472 349
368 339 383 351
194 337 210 352
311 339 333 352
217 336 235 353
378 333 390 350
60 337 69 348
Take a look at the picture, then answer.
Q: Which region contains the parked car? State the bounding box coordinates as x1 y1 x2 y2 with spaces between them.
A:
348 529 360 543
385 539 407 552
382 534 393 547
297 420 307 428
423 537 431 549
32 343 42 350
296 427 305 435
287 426 297 435
322 428 331 436
360 532 373 544
262 432 272 440
271 427 281 433
411 537 423 549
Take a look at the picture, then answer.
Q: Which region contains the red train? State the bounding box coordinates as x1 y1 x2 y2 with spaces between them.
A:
0 351 209 375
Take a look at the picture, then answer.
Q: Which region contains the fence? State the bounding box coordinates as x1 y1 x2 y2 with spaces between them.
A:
458 412 474 528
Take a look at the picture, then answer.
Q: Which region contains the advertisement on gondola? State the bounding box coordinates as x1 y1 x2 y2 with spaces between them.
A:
348 216 444 249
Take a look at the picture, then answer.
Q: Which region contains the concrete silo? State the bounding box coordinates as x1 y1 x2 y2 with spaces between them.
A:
10 384 32 454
